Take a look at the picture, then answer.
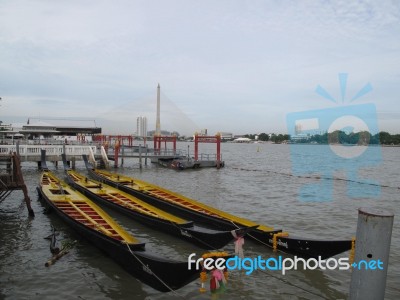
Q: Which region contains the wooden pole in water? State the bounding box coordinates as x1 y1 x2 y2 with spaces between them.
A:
139 144 142 169
216 133 221 169
16 140 20 156
173 135 176 155
145 145 148 166
121 143 124 166
194 133 198 161
12 153 34 216
114 140 120 168
349 207 394 300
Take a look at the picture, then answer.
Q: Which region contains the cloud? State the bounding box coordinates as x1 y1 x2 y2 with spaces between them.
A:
0 0 399 135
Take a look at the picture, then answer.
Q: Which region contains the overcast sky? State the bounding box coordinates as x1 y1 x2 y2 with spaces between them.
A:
1 0 399 135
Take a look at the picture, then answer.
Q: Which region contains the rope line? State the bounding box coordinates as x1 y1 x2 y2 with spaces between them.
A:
231 167 400 190
229 221 331 299
229 220 273 248
256 266 332 300
124 242 186 299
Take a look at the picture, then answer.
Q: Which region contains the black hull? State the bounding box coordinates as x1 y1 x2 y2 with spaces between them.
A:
248 230 352 260
36 187 200 292
88 169 352 259
64 175 252 250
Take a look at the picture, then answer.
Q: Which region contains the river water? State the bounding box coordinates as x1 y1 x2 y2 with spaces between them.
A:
0 142 399 299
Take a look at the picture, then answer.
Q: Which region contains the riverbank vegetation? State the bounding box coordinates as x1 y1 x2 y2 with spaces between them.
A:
243 131 400 145
293 131 400 145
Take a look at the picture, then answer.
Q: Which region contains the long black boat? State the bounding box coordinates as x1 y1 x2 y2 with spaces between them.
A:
83 155 353 259
37 170 216 292
62 162 256 250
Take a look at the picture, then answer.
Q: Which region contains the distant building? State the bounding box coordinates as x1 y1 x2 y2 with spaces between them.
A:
0 121 13 132
147 130 173 136
219 132 233 140
290 133 311 142
19 118 101 140
200 129 208 135
233 137 252 143
291 124 314 142
0 121 21 142
136 116 147 137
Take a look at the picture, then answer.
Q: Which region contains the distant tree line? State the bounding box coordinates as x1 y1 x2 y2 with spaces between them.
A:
244 133 290 143
294 131 400 145
241 131 400 145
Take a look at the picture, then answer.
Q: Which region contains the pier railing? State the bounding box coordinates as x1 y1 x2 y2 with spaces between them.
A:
193 153 222 161
0 144 98 161
0 144 222 164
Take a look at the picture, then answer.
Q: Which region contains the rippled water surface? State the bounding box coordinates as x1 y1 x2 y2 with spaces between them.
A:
1 143 399 299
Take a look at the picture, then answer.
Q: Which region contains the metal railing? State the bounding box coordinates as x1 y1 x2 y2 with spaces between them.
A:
0 144 98 157
0 144 222 162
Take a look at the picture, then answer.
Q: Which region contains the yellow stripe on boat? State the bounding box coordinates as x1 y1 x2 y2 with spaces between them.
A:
67 170 189 225
94 169 274 232
41 172 139 244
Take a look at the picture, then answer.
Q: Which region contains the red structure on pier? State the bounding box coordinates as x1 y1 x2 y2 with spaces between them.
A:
194 133 222 168
153 135 177 154
93 134 135 147
93 135 137 168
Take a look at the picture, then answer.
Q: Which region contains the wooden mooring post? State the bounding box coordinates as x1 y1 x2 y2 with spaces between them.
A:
349 207 394 299
139 144 142 169
0 152 34 216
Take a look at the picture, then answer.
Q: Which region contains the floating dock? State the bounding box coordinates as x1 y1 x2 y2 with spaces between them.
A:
155 156 224 170
150 133 225 170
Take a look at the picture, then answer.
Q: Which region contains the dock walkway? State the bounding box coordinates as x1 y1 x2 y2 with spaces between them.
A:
0 144 185 166
0 143 223 169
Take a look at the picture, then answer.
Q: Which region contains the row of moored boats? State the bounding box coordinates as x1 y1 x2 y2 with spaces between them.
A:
36 152 353 292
